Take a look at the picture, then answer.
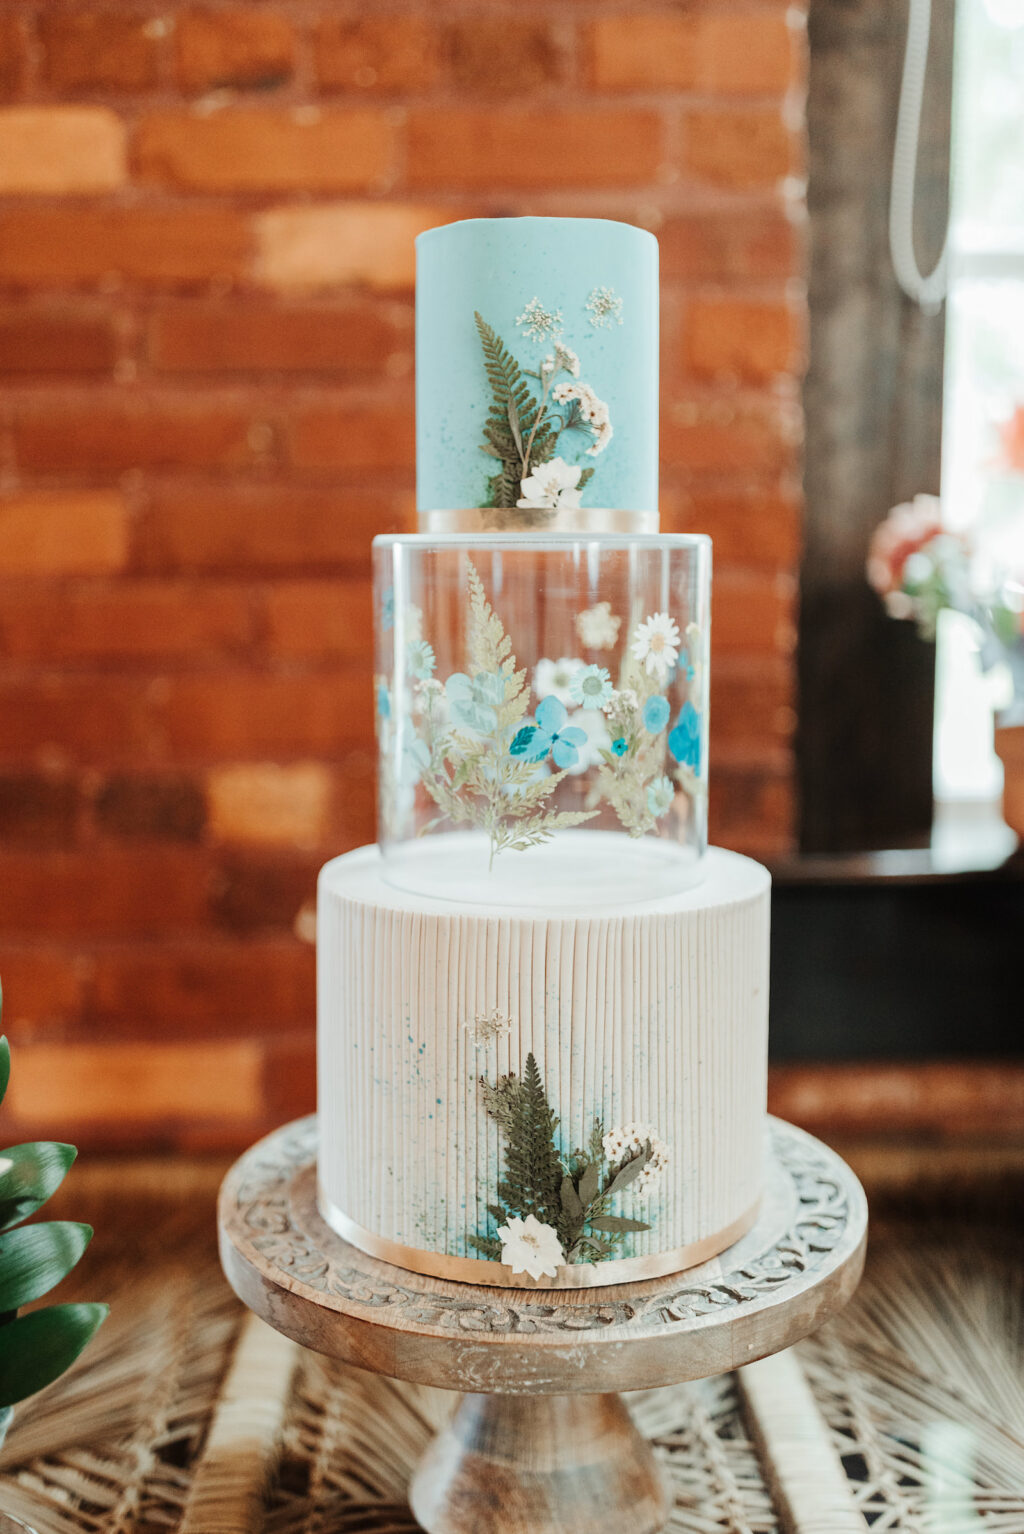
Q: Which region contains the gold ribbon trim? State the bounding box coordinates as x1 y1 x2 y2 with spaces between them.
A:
418 507 659 536
316 1185 761 1290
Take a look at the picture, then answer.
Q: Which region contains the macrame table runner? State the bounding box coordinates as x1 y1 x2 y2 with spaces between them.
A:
1 1156 1022 1533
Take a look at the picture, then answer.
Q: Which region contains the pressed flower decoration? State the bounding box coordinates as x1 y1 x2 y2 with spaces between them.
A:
576 601 621 650
383 566 705 856
470 1051 667 1271
586 285 624 329
475 303 614 511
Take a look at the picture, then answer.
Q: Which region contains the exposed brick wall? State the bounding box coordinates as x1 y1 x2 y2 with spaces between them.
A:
0 1 807 1149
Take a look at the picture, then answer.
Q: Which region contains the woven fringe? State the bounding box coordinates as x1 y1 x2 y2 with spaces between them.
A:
0 1199 1020 1534
179 1316 299 1534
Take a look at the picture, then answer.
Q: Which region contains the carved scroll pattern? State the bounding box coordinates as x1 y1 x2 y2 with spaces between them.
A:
230 1119 854 1338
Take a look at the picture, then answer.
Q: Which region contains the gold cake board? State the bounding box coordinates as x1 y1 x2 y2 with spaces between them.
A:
218 1115 867 1534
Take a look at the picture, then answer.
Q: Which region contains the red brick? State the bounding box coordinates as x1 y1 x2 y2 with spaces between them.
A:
407 110 663 189
0 208 251 289
261 1032 314 1123
0 582 254 664
330 750 375 848
147 301 411 375
713 569 796 655
0 848 213 936
252 202 462 293
0 17 28 98
265 581 374 660
685 298 801 382
446 20 565 92
684 109 792 189
288 400 415 471
661 485 801 569
14 402 260 473
156 672 371 759
0 676 152 764
175 9 294 93
0 107 126 194
712 656 794 745
710 762 794 844
94 774 206 841
207 762 333 848
211 850 320 933
0 774 81 847
0 948 86 1031
4 1039 262 1132
39 12 159 92
135 109 395 193
0 491 129 575
662 395 795 476
0 308 117 375
660 212 798 282
590 13 792 94
134 484 411 574
315 17 440 92
87 939 313 1029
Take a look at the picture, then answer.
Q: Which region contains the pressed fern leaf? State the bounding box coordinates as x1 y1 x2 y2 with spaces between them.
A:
495 1053 564 1229
475 312 543 508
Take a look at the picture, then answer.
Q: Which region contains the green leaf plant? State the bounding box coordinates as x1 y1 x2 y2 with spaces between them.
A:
0 982 107 1428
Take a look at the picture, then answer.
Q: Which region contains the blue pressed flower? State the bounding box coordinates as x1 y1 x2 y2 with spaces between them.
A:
668 701 701 771
642 695 670 734
381 585 395 632
646 774 675 818
569 663 614 710
406 639 436 680
509 695 587 770
611 737 629 757
376 680 391 720
678 647 696 682
445 671 505 733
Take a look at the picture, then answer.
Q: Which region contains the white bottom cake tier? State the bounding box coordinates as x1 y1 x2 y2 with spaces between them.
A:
316 841 770 1290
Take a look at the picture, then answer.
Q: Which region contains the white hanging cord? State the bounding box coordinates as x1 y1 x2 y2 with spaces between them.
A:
889 0 950 314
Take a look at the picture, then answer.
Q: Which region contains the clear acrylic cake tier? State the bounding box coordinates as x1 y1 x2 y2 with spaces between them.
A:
374 533 710 906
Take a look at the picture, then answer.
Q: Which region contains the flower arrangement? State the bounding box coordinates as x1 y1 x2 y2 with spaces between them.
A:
868 494 1024 686
475 304 613 512
0 993 107 1446
469 1051 667 1276
382 563 706 862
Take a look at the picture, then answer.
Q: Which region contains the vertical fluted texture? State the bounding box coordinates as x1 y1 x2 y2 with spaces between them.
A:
317 847 770 1264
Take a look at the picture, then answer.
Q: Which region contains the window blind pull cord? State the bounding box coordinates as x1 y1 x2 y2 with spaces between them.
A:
889 0 951 316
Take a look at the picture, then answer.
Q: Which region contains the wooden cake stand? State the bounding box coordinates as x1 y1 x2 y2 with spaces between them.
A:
218 1115 867 1534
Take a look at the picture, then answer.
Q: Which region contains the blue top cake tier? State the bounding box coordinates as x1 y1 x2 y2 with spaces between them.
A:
415 217 659 518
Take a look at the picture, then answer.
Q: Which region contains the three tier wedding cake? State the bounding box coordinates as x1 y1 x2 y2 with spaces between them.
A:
316 217 771 1289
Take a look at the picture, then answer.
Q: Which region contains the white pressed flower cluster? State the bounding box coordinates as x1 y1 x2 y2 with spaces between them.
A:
464 1007 513 1046
631 612 681 682
586 285 624 328
575 601 621 650
515 297 564 343
552 381 613 456
497 1214 563 1281
601 1123 671 1200
541 342 581 379
517 455 582 511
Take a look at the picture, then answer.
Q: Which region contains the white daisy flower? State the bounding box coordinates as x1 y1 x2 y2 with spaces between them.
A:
406 639 436 680
534 656 584 706
647 774 675 819
569 663 614 711
497 1214 563 1281
631 612 681 681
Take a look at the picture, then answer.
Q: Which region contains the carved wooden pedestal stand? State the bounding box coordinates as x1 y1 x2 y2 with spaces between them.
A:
218 1117 867 1534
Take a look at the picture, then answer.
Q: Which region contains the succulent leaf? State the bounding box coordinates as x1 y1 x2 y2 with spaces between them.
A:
0 1221 93 1312
0 1142 77 1233
0 1303 108 1408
